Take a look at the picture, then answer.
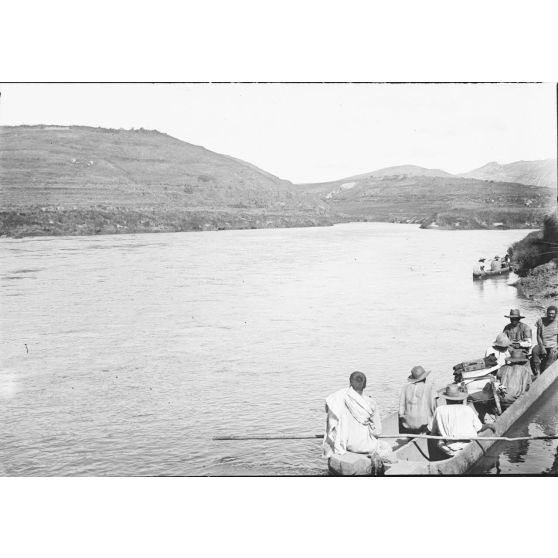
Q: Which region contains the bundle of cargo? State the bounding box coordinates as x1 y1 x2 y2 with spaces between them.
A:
452 354 499 395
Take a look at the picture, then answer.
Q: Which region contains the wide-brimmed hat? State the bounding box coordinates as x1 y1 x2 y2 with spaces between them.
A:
506 349 528 364
505 309 525 319
438 383 468 401
492 333 511 350
408 365 431 383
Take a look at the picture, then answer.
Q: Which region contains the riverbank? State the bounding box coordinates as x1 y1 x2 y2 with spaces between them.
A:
0 206 545 238
514 261 558 305
0 206 335 238
510 214 558 305
420 208 545 230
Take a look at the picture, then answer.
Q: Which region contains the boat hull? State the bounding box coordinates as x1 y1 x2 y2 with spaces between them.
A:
473 268 511 279
473 267 511 279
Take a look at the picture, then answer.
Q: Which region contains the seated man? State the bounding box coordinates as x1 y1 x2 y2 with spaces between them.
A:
490 257 501 271
502 309 532 353
323 371 392 460
495 349 532 409
398 365 437 434
430 384 495 458
531 305 558 376
466 333 512 421
485 333 511 368
473 259 486 274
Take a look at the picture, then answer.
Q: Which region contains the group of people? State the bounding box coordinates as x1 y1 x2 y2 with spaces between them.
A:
323 305 558 462
473 254 510 274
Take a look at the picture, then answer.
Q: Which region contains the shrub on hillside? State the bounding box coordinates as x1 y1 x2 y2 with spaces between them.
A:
509 212 558 275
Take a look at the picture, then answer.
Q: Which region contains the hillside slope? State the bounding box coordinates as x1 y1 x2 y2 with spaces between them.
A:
297 173 554 229
459 159 557 189
0 125 332 236
345 164 452 181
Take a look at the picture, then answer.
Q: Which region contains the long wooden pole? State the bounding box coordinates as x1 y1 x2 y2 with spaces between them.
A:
378 434 558 441
213 433 558 442
213 434 323 440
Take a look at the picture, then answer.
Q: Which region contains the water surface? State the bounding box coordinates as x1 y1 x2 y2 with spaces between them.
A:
0 223 552 475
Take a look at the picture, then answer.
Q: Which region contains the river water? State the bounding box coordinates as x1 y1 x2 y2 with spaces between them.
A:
0 223 555 476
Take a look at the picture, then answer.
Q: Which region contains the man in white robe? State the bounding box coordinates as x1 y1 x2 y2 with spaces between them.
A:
323 371 392 459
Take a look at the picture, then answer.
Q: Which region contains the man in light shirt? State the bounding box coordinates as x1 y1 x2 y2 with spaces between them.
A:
430 384 495 458
485 333 511 369
473 258 486 275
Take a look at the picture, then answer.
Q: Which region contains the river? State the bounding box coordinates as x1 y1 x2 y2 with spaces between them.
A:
0 223 555 476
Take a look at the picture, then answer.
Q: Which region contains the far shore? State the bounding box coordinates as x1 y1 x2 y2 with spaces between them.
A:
0 206 542 240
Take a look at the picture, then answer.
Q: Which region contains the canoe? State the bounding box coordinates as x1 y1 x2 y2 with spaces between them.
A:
385 360 558 475
328 360 558 476
472 267 511 279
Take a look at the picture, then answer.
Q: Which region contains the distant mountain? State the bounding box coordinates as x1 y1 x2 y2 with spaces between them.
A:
346 164 453 180
0 125 332 237
459 159 557 188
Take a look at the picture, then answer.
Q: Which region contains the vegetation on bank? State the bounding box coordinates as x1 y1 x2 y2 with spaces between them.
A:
509 213 558 304
0 206 334 238
420 207 547 230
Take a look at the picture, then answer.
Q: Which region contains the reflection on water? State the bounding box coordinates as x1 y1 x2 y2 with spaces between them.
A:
0 223 552 476
546 448 558 475
470 385 558 475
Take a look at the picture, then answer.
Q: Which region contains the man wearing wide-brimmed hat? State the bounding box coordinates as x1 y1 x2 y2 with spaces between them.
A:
495 349 532 408
430 384 494 457
398 366 437 434
502 309 532 352
485 332 511 369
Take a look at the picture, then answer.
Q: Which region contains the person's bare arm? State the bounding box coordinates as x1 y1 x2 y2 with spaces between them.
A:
372 403 382 436
480 424 496 433
537 320 544 349
398 387 406 417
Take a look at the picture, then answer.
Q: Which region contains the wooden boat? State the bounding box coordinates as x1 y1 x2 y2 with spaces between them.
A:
472 266 511 279
328 360 558 476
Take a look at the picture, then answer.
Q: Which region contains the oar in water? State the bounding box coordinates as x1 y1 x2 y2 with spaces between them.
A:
213 434 323 440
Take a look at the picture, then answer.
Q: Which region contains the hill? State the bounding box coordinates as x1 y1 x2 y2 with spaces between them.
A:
459 159 557 188
0 125 332 237
1 125 554 237
345 164 453 181
297 173 554 229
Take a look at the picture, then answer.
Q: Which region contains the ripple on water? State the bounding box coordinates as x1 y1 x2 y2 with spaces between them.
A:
0 224 549 476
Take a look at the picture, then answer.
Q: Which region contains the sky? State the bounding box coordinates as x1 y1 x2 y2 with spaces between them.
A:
0 83 556 183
